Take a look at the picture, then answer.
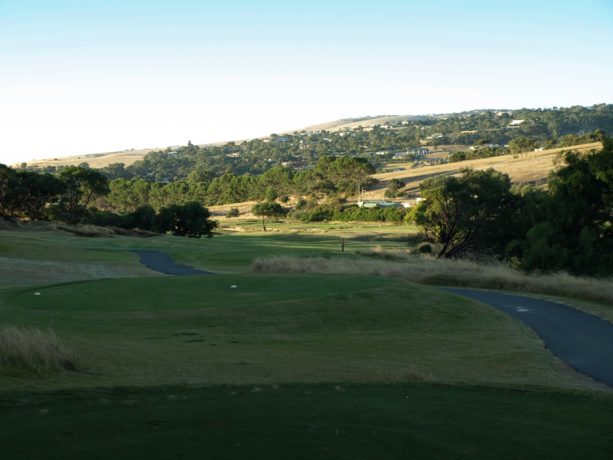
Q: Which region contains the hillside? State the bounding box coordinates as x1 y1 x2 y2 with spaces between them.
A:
22 116 411 169
295 115 425 133
24 147 168 169
20 104 612 181
366 142 602 199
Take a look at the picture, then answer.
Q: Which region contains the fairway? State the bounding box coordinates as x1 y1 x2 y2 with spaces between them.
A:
2 271 592 391
1 227 612 459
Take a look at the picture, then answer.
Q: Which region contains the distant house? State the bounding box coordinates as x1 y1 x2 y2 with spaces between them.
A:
357 201 403 209
281 161 308 169
401 197 425 208
509 120 525 126
470 143 500 150
408 147 430 155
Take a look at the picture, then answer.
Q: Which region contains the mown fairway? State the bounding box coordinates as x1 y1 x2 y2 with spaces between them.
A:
1 227 612 459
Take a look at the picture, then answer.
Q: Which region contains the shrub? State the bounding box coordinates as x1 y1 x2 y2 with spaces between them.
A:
125 205 157 230
226 207 240 218
155 201 217 238
295 197 307 210
84 208 127 228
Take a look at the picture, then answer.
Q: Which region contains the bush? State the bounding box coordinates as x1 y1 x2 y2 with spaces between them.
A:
84 208 127 228
226 208 240 218
0 326 77 374
290 205 409 223
125 205 157 230
295 198 307 210
155 202 217 238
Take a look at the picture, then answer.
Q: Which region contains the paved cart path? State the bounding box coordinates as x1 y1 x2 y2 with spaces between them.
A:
445 288 613 388
132 250 214 276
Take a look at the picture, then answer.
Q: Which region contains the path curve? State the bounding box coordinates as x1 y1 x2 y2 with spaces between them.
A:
132 250 214 276
445 288 613 388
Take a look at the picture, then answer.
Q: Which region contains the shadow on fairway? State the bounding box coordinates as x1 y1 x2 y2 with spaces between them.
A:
132 250 215 276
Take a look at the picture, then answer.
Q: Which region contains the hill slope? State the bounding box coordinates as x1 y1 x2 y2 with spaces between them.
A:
366 142 601 199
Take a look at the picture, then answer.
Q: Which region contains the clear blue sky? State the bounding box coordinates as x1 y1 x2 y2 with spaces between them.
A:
1 0 612 164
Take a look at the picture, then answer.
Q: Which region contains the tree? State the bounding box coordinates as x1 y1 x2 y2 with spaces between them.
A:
0 164 19 218
508 136 537 154
411 169 517 258
16 171 65 220
0 166 64 220
155 201 216 238
264 186 278 202
59 166 110 223
251 201 288 231
517 139 613 275
125 205 157 231
385 178 405 198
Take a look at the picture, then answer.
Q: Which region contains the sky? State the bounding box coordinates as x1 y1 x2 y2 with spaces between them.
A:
1 0 613 165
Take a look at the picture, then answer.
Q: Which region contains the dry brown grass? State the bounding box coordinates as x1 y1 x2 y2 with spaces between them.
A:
367 142 602 199
296 115 412 133
23 148 164 169
0 327 77 374
253 252 613 306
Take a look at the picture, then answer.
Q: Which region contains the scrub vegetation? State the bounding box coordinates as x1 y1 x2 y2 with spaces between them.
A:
0 326 77 375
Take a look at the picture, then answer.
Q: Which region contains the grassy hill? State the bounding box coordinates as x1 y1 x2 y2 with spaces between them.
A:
295 114 425 133
21 115 422 169
367 142 601 199
23 147 168 169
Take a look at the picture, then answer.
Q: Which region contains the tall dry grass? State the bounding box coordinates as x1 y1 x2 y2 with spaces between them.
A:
0 326 77 374
253 252 613 305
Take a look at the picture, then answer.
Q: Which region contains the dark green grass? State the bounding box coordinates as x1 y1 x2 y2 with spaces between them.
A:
1 384 612 460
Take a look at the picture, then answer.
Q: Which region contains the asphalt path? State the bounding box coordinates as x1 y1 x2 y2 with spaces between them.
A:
132 250 214 276
445 288 613 388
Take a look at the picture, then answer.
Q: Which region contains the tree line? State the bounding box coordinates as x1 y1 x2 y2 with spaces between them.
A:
0 156 374 236
98 156 374 212
0 164 216 238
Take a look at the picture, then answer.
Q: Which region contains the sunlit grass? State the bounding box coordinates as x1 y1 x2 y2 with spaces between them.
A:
254 252 613 307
